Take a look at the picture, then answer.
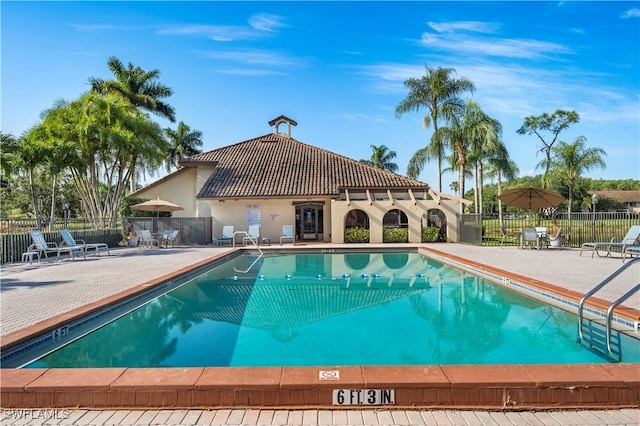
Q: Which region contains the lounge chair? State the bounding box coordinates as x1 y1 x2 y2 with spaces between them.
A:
280 224 295 245
214 226 234 246
520 228 538 249
60 229 110 256
138 229 157 249
243 225 260 246
580 225 640 258
622 245 640 263
161 229 180 248
28 230 86 262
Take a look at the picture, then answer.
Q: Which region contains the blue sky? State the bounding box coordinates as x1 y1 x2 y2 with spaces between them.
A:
3 1 639 191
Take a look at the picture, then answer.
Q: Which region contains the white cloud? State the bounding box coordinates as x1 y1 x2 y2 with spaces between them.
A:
420 32 570 60
159 13 286 41
427 21 498 34
622 8 640 18
202 49 305 67
248 13 287 32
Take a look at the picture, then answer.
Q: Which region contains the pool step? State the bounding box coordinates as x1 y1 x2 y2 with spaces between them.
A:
579 318 622 362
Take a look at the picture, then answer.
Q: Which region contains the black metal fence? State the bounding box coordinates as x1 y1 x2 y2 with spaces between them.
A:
0 217 212 263
459 211 640 247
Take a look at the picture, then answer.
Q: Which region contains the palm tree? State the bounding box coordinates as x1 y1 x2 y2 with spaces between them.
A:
0 131 19 184
485 142 519 229
90 56 176 122
11 131 50 229
165 122 204 172
435 100 497 213
395 66 475 191
549 136 606 240
360 144 398 173
469 116 502 214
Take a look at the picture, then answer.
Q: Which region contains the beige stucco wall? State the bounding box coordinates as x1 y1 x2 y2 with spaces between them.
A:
208 198 333 244
134 168 198 217
330 199 461 243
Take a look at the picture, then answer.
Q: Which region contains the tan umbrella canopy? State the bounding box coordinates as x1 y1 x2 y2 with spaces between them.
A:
131 198 184 216
498 187 565 210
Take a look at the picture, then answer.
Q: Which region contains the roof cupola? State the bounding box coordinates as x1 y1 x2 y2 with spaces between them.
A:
268 115 297 138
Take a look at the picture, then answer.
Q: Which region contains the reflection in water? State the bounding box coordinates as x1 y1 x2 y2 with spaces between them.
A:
26 252 639 368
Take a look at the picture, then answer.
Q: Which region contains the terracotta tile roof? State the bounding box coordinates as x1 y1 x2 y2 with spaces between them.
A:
590 190 640 203
182 133 429 199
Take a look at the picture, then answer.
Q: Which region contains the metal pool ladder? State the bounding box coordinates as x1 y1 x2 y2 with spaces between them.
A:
232 231 263 273
577 257 640 360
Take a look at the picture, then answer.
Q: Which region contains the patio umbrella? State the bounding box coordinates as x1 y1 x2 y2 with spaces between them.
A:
131 198 184 217
498 187 565 210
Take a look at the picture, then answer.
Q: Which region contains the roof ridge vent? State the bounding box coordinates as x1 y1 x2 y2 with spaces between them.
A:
268 115 297 138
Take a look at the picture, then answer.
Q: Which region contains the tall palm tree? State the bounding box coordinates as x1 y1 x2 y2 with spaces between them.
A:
436 100 497 213
485 142 519 229
0 131 19 183
469 115 502 214
360 144 399 173
90 56 176 122
165 122 204 172
549 136 606 240
11 131 50 229
395 66 475 191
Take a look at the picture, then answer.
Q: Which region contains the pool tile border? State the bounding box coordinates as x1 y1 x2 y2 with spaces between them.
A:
1 246 639 410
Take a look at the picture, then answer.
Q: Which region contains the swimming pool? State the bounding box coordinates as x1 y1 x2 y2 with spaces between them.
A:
14 250 639 369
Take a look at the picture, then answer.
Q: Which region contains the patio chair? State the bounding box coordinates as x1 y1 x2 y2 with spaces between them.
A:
59 229 110 256
280 224 295 245
520 228 538 249
214 225 234 246
138 229 157 249
161 229 180 248
28 230 86 262
243 225 260 246
580 225 640 258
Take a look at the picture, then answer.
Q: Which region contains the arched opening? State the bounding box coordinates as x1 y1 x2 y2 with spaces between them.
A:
382 252 409 269
422 209 447 242
344 253 370 270
382 208 408 243
344 209 369 243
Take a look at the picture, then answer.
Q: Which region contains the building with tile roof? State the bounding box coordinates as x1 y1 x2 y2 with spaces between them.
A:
133 116 470 244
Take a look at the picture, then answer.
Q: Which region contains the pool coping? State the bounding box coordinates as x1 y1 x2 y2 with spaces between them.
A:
1 246 639 410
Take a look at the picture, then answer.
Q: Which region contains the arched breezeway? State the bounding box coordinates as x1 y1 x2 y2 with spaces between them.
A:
330 188 468 244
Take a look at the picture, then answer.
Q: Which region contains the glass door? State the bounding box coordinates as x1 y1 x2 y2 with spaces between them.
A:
296 204 324 241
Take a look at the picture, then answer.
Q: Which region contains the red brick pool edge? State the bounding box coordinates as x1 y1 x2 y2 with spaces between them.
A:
1 364 639 409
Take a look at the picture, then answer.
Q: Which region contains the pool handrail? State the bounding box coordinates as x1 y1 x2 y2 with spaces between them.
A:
577 257 640 358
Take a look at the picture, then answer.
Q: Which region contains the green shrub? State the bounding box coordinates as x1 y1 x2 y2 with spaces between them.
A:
383 227 408 243
344 226 370 243
422 226 439 242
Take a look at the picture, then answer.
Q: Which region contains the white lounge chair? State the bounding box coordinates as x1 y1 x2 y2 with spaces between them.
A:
60 229 110 256
280 224 295 245
215 226 234 246
243 225 260 246
161 229 180 248
138 229 157 249
28 230 86 262
580 225 640 258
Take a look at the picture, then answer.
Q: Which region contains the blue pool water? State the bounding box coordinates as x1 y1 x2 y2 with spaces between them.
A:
24 251 640 368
